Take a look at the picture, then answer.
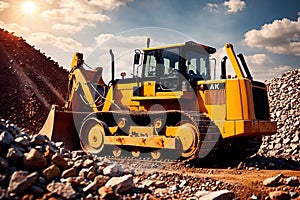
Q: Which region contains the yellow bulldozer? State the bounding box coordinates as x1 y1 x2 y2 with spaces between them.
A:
39 41 276 160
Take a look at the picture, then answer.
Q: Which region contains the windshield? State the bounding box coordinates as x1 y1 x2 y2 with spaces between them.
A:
143 48 179 78
185 49 210 80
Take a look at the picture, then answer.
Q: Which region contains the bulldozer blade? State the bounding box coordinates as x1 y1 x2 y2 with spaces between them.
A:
39 105 86 150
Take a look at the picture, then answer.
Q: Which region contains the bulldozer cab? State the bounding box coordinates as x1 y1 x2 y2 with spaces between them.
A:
140 41 216 92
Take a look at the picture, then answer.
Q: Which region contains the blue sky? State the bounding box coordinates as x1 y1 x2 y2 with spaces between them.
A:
0 0 299 81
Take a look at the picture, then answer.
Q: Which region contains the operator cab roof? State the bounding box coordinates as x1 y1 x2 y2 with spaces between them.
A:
143 41 216 54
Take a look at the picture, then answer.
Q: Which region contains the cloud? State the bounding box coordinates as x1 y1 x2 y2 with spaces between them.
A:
205 3 220 13
0 1 8 11
244 16 300 56
85 33 166 81
244 54 293 81
213 47 293 81
27 32 90 53
206 0 246 13
41 0 133 33
52 23 84 34
0 21 30 34
223 0 246 13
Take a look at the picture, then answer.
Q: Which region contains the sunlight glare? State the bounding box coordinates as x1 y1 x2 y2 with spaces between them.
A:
22 1 36 14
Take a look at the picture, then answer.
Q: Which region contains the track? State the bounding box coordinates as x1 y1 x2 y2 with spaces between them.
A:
80 110 263 165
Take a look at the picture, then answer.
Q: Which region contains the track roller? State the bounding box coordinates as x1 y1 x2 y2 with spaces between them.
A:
131 148 141 157
150 150 161 160
112 146 122 157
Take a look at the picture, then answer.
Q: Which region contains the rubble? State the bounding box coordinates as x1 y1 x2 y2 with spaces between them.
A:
259 69 300 161
0 118 240 199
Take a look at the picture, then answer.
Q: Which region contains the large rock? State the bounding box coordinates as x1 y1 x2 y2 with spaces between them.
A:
42 164 61 179
7 171 39 195
98 186 118 200
46 182 76 199
263 174 283 186
0 131 14 146
103 164 124 177
51 153 68 169
285 176 299 186
61 167 78 178
6 145 24 164
269 191 290 200
198 190 235 200
94 175 110 187
105 174 134 193
23 148 48 170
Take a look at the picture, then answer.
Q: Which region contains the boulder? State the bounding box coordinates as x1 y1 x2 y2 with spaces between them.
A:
23 148 47 170
105 174 134 193
103 164 124 177
42 164 61 179
46 182 76 199
7 171 39 195
263 174 283 186
269 191 290 200
198 190 235 200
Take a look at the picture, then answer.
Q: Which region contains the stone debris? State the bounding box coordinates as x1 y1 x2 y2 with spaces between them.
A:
0 118 244 199
263 174 283 186
105 174 134 193
259 70 300 161
269 191 290 200
198 189 234 200
263 173 300 200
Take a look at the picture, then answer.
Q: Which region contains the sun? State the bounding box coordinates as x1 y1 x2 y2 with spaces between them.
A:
22 1 36 15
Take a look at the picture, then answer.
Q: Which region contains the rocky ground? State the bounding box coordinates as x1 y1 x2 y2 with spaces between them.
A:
259 70 300 161
0 28 300 200
1 118 300 200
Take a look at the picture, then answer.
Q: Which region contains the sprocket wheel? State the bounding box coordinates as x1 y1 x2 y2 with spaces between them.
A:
175 122 200 158
80 117 106 154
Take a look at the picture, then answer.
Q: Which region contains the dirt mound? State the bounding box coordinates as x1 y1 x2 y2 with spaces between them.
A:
0 29 68 134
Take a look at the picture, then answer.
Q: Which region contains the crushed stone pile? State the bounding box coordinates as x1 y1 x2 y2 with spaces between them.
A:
258 69 300 161
0 28 68 134
0 118 240 200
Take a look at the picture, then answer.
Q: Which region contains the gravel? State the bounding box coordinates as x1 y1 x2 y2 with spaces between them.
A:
258 69 300 162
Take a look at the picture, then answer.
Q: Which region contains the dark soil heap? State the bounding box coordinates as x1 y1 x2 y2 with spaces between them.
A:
0 29 68 133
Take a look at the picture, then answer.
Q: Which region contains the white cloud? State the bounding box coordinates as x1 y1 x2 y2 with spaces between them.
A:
0 21 30 35
206 0 245 14
244 16 300 56
213 47 293 81
244 54 293 81
52 23 84 34
86 34 165 81
41 0 133 33
59 0 133 12
223 0 246 13
0 1 8 11
27 32 89 53
95 34 115 46
205 3 220 13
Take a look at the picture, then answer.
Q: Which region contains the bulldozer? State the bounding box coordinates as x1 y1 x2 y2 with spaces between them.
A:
39 40 277 160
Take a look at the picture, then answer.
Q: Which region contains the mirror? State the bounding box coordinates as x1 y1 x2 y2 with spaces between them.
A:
134 53 140 65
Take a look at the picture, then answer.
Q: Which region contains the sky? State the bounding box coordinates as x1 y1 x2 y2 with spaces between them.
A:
0 0 299 82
